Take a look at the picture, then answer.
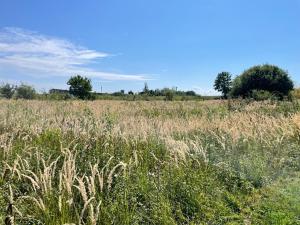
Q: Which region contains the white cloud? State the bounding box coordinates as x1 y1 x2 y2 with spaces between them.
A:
0 27 149 81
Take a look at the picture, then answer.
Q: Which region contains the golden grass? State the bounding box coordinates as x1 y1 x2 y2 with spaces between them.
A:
0 100 294 141
1 99 299 224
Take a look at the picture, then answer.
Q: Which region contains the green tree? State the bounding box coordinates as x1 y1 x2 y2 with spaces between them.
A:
67 75 92 100
15 84 36 99
214 72 232 99
0 83 15 99
231 64 294 98
186 91 196 96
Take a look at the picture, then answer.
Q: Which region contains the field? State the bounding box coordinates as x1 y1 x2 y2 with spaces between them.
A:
1 99 300 224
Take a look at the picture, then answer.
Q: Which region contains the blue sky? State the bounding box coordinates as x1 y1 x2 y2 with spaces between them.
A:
0 0 299 94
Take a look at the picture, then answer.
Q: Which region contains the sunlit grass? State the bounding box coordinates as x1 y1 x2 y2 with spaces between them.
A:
1 99 300 224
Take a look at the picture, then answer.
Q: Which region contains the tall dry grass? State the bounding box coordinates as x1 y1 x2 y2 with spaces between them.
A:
0 99 300 224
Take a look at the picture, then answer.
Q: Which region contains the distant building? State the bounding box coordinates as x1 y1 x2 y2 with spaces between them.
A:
49 89 69 94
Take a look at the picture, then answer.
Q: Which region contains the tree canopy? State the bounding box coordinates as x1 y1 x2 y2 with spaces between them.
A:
0 84 15 99
67 75 92 100
231 64 294 98
214 72 232 99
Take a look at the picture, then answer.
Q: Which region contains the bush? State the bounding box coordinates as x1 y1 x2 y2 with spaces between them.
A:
14 84 36 99
251 90 272 101
186 91 196 96
0 83 15 99
165 90 174 101
231 64 294 98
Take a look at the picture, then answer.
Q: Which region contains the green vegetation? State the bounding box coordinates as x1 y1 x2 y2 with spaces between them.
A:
14 84 37 99
214 72 232 99
1 100 300 224
230 64 294 99
67 75 93 100
0 83 36 99
2 64 295 102
0 84 15 99
0 64 298 224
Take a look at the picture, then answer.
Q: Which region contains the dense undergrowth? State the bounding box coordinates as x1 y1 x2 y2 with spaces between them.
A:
0 100 300 224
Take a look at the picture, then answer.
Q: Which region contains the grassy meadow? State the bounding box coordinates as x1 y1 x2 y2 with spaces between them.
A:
1 99 300 224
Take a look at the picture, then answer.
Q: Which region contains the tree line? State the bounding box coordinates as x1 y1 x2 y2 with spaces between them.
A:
0 64 296 101
0 83 36 99
0 76 201 101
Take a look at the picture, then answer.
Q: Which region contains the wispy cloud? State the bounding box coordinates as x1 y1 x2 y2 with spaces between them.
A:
0 27 149 81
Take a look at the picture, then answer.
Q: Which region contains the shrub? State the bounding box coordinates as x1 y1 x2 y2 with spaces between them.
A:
0 83 15 99
14 84 36 99
231 64 294 98
251 90 272 101
165 90 174 101
186 91 196 96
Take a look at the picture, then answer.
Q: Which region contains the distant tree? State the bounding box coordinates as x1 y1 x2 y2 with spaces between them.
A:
120 90 125 95
161 88 171 96
67 75 92 100
128 90 134 95
143 82 149 94
231 64 294 98
15 84 36 99
186 90 196 96
214 72 232 99
148 90 155 96
154 89 162 96
0 83 15 99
